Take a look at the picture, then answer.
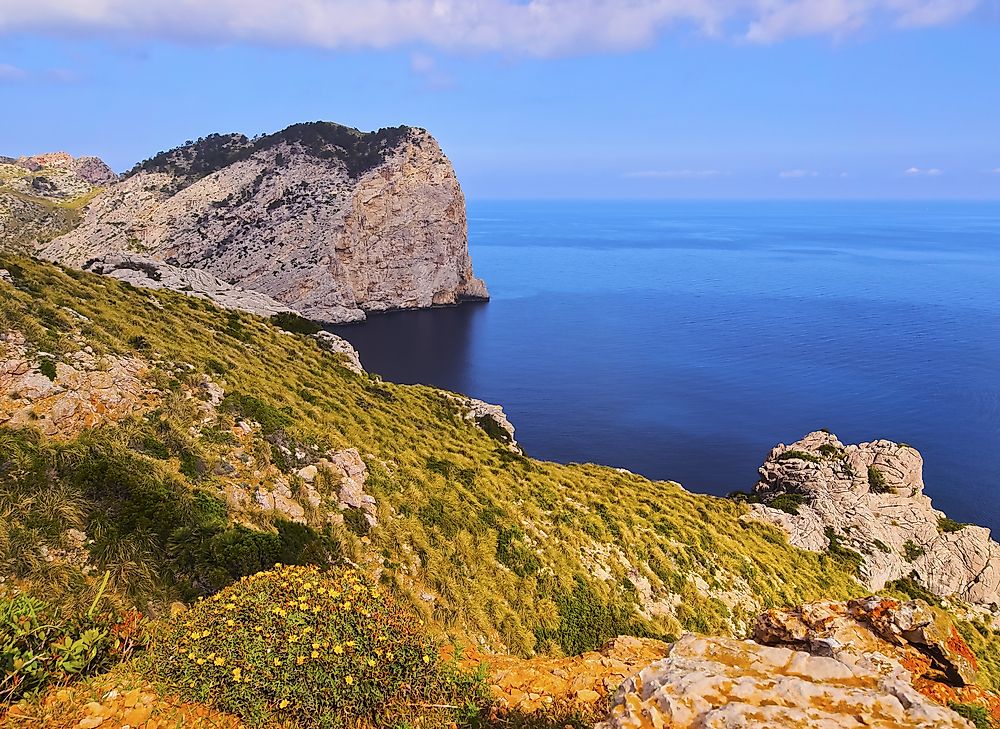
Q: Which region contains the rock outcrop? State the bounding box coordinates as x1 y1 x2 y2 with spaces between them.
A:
744 431 1000 616
40 122 488 323
83 254 297 319
447 394 520 452
0 331 157 439
0 152 113 252
602 632 972 729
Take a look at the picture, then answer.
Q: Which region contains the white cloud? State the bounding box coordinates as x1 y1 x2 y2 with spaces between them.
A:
624 169 725 179
779 169 819 178
409 51 454 89
0 62 27 80
0 1 981 56
905 167 943 176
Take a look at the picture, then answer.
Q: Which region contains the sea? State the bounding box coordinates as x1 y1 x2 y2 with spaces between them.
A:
330 201 1000 533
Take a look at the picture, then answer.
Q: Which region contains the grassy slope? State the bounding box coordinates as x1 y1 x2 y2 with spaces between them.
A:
0 254 870 657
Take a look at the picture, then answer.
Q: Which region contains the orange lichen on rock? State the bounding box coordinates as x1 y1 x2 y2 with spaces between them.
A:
454 635 671 718
2 676 242 729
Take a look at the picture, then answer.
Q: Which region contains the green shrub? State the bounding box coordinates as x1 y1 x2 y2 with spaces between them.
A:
817 443 843 459
867 466 891 494
938 516 967 533
270 312 322 336
151 564 487 727
38 358 57 381
770 493 807 515
535 577 647 656
903 540 925 562
948 702 992 729
220 393 293 434
824 527 862 573
776 450 821 463
0 586 145 705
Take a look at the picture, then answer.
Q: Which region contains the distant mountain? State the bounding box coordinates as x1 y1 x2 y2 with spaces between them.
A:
37 121 488 322
0 151 115 252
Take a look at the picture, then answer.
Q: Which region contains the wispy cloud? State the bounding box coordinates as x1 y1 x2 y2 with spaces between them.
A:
992 168 1000 174
409 52 455 91
624 169 725 179
0 62 27 81
905 167 943 176
779 169 819 178
0 1 981 56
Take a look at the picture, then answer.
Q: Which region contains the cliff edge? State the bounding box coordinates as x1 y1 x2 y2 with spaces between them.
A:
38 122 488 322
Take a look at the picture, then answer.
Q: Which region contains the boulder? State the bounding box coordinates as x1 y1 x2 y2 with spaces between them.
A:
602 633 972 729
744 431 1000 615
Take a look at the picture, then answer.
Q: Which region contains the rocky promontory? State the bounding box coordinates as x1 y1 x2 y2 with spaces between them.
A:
39 122 489 322
744 431 1000 618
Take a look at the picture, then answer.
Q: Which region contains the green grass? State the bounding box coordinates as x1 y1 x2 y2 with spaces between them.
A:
0 255 866 658
867 465 891 494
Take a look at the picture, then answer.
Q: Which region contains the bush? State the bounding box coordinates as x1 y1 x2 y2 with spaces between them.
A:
270 312 322 336
0 586 145 705
775 450 821 463
948 702 992 729
38 358 57 381
938 516 967 533
770 493 807 515
867 466 891 494
151 565 487 727
903 540 925 562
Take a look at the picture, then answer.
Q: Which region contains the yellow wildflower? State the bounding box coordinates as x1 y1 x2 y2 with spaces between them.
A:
367 659 376 667
423 655 430 664
296 656 305 665
279 699 289 709
334 645 344 655
274 658 281 666
311 650 319 658
289 635 299 643
197 658 206 665
344 675 354 686
214 657 226 666
188 652 196 660
226 619 235 627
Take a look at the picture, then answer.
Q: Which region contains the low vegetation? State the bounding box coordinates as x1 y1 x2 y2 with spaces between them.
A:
150 564 487 727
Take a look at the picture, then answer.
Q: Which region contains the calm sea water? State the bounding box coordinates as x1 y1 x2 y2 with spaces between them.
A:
331 201 1000 532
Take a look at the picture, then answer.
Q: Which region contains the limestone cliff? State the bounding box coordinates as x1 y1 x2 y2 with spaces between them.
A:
743 431 1000 620
0 152 114 252
40 122 488 322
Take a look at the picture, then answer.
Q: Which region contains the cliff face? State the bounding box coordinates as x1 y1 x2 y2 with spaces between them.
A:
745 431 1000 619
40 122 488 323
0 152 114 252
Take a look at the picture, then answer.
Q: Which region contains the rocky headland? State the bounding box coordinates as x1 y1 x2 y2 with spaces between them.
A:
744 430 1000 622
34 122 488 322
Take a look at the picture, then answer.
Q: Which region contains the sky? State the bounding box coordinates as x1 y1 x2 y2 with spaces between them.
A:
1 0 999 199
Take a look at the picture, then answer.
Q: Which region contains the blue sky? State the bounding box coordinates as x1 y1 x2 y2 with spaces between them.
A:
1 1 998 199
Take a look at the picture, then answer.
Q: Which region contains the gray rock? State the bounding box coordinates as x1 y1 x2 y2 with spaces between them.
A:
41 124 488 323
744 431 1000 617
313 331 364 373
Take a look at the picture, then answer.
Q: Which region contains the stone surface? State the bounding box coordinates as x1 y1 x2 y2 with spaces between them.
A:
83 254 298 319
456 636 671 717
0 331 157 439
754 597 979 687
602 633 972 729
448 394 520 452
312 331 364 373
744 431 1000 614
41 123 488 323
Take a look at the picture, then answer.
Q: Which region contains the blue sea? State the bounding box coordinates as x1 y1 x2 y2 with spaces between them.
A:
331 201 1000 533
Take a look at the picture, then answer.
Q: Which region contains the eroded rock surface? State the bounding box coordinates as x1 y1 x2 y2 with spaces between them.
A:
745 431 1000 614
0 332 157 438
83 255 297 319
602 633 972 729
448 394 520 452
41 123 488 323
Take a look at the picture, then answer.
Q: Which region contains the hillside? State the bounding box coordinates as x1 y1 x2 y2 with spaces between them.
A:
0 153 114 253
38 122 489 323
3 255 999 727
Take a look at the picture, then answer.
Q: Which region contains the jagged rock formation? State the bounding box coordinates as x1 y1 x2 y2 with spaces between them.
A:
0 331 156 439
0 152 114 252
40 122 488 323
446 393 521 452
602 632 972 729
83 254 298 319
744 431 1000 616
